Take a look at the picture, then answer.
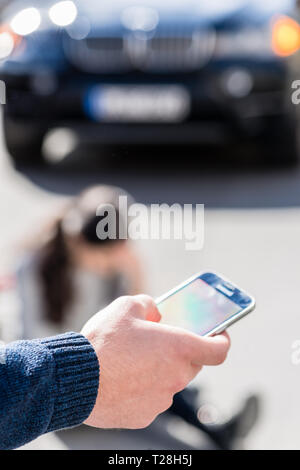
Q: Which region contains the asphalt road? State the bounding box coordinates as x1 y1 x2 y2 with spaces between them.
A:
2 125 300 449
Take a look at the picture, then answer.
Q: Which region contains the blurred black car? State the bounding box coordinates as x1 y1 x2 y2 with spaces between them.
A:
0 0 298 165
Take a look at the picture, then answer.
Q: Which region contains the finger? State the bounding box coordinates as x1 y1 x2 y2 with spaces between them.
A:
188 332 231 367
215 330 230 345
132 294 162 323
152 322 230 366
173 363 203 394
188 364 203 381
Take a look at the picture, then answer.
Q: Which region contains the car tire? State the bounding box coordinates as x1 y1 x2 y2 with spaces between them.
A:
3 117 46 167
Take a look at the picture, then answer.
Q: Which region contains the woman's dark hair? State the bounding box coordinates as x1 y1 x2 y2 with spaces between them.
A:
38 185 128 324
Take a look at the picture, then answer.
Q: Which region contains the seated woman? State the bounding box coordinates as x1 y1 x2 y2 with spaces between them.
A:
17 185 144 340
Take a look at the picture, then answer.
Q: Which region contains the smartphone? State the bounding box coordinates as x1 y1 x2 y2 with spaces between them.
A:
156 272 255 337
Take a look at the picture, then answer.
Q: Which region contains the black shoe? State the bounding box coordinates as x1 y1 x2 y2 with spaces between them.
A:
169 389 260 450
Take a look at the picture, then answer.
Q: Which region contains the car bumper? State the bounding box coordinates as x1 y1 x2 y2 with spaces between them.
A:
1 59 291 144
58 121 235 145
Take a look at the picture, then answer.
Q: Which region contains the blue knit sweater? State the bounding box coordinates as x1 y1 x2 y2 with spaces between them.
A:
0 332 99 450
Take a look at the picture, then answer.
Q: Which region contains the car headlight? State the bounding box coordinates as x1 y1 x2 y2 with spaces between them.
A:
215 16 300 59
0 26 21 60
49 1 77 27
0 30 15 59
272 15 300 57
10 7 41 36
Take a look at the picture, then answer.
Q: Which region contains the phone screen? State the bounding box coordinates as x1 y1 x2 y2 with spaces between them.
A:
157 277 243 336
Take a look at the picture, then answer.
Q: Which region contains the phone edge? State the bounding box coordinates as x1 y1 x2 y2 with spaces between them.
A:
155 270 256 337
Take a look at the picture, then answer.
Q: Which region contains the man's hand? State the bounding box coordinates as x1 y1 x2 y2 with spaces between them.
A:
81 295 230 429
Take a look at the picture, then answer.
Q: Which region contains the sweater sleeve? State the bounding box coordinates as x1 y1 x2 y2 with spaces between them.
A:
0 332 99 450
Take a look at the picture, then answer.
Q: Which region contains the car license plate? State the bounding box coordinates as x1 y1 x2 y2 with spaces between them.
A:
85 85 190 123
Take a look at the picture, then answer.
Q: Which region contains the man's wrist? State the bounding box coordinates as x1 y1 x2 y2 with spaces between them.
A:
40 332 100 433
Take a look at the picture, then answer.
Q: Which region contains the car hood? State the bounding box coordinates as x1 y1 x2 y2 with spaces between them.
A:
69 0 295 28
79 0 294 21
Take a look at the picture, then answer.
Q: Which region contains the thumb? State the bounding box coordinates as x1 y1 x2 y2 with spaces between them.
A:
189 331 231 367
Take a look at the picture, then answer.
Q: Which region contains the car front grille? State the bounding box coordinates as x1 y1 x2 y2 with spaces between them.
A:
64 28 215 74
65 36 129 73
139 32 215 72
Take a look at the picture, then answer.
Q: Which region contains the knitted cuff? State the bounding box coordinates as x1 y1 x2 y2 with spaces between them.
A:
40 332 99 432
